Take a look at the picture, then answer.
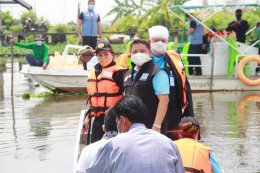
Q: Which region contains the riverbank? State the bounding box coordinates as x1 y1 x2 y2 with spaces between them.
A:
0 43 126 57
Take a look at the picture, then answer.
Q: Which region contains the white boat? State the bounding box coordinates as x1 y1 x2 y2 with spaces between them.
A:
73 109 88 173
21 65 87 92
20 44 88 92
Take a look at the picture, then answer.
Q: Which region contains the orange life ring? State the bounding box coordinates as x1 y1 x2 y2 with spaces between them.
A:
237 55 260 86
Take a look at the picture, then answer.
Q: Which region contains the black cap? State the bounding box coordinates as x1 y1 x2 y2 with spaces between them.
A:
179 116 201 140
34 34 45 41
95 39 113 53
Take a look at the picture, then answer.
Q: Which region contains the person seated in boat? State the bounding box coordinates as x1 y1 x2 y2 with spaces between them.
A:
84 38 127 143
9 34 49 70
123 39 170 134
78 45 98 71
148 25 194 131
76 107 118 173
85 95 185 173
171 117 224 173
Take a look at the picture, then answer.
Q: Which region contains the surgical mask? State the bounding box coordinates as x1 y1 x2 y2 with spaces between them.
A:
36 41 43 46
88 4 95 11
131 53 150 66
151 41 167 55
117 117 125 133
256 27 260 33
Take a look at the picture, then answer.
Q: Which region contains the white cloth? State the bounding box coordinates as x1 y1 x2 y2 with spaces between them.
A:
86 56 98 73
75 138 109 173
148 25 169 40
85 123 185 173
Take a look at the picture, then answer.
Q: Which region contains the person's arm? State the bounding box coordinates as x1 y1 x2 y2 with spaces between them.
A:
210 151 223 173
77 12 83 43
15 42 34 49
43 45 49 69
152 70 170 132
187 21 196 35
113 69 128 93
97 15 102 38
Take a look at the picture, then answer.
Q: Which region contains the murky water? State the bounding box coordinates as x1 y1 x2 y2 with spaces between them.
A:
0 62 260 173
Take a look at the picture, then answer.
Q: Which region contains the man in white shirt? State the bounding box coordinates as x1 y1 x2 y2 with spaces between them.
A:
85 95 185 173
75 107 118 173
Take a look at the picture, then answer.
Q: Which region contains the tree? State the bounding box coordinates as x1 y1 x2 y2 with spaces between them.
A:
1 11 14 31
106 0 151 24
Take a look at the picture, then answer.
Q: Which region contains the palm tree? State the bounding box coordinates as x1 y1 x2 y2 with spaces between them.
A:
106 0 151 24
145 0 190 29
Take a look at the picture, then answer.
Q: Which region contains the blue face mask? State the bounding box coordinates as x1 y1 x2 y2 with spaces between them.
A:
88 4 95 11
256 27 260 33
36 41 43 46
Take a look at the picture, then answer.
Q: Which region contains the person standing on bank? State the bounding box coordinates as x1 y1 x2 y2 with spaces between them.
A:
123 39 170 133
186 14 203 75
9 34 49 70
148 25 194 132
85 39 127 143
77 0 102 67
227 9 249 43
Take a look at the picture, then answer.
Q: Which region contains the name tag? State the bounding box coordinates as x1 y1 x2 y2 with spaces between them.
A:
169 71 175 86
103 71 113 78
140 73 149 81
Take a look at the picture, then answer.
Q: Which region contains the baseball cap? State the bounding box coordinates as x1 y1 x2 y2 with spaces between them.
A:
179 116 201 140
34 34 45 41
95 39 113 53
78 45 95 57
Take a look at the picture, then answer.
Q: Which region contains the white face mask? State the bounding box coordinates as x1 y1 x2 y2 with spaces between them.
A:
36 41 43 46
88 4 95 11
131 53 150 66
151 41 167 55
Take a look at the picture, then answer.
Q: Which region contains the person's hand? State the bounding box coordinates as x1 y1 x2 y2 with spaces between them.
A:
78 36 82 44
9 38 15 46
82 117 90 135
152 125 161 133
43 64 48 70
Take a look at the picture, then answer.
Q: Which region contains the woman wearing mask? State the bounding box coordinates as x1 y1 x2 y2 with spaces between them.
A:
9 34 49 69
85 39 127 143
123 39 170 134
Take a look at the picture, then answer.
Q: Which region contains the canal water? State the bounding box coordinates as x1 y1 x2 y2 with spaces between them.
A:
0 62 260 173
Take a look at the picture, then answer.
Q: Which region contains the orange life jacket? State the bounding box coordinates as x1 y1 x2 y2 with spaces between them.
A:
167 50 187 110
174 138 212 173
117 51 188 111
87 65 123 117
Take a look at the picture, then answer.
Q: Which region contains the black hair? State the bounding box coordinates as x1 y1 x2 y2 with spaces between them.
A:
235 9 242 13
130 39 150 51
104 107 118 132
113 95 147 124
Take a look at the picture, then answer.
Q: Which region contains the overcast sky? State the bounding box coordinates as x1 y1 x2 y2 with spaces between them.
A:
0 0 258 25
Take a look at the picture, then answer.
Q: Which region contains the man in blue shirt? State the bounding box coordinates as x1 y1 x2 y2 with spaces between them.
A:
85 95 185 173
77 0 102 49
148 25 194 135
123 39 170 134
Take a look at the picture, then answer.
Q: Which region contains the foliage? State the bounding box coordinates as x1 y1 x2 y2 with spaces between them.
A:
20 11 38 25
21 91 85 100
1 11 14 31
51 24 69 33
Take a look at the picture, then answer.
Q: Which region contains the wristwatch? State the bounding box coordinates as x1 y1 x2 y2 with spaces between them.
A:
153 124 161 129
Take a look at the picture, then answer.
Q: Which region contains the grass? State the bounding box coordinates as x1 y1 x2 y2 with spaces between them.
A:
0 43 127 56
